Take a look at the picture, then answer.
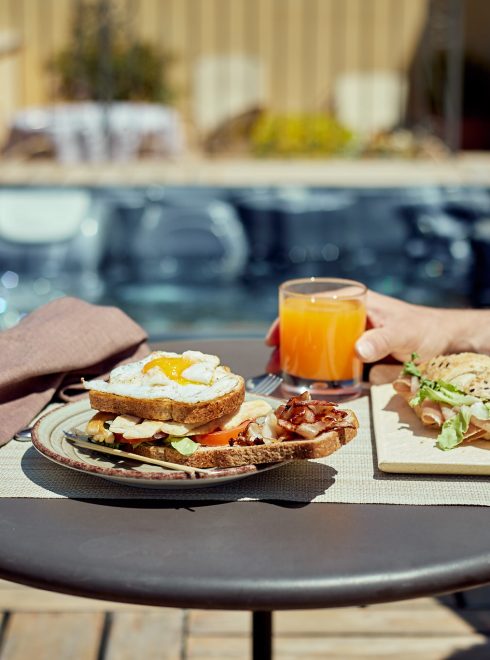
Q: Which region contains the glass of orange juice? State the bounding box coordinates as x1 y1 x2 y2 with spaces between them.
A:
279 277 367 399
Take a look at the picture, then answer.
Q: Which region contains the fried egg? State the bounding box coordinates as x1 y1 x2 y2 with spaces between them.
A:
83 351 241 403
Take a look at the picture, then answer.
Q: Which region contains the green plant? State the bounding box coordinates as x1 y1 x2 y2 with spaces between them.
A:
250 113 353 157
48 0 176 103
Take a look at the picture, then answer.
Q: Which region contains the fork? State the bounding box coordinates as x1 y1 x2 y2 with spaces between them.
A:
246 373 283 396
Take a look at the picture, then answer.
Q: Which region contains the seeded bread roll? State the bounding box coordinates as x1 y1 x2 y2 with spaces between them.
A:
420 352 490 400
88 376 245 425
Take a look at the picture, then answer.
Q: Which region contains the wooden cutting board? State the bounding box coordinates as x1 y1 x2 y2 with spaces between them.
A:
371 382 490 475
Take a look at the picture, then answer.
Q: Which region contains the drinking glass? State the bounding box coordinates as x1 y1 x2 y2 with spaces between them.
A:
279 277 367 399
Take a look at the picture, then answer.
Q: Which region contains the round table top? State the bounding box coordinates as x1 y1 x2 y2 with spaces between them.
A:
1 338 490 611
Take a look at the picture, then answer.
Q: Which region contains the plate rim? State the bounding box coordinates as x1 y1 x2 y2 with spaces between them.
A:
31 395 287 484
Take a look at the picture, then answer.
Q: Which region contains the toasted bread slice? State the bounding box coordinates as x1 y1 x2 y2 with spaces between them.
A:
88 376 245 426
132 409 358 468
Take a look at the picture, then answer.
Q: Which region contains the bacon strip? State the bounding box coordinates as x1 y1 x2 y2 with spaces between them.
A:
273 392 353 441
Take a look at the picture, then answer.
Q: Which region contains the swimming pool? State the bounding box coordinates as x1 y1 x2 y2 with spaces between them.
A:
0 184 488 338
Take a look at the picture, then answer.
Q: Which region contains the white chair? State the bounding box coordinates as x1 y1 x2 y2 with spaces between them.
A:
10 102 185 162
0 188 108 327
193 55 264 132
334 70 407 135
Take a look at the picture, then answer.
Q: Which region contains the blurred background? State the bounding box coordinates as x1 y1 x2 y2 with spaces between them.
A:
1 0 490 339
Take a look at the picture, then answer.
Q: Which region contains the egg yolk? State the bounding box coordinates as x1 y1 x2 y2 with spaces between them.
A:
142 356 198 385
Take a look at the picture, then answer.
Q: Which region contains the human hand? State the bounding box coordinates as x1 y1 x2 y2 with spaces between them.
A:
265 318 279 347
265 290 453 367
265 318 280 372
354 291 451 363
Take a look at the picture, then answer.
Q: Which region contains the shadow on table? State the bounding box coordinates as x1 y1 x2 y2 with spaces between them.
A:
21 445 336 504
444 643 490 659
82 497 325 511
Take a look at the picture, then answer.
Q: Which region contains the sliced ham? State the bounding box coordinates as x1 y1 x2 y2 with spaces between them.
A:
462 426 488 443
393 376 412 394
420 399 443 427
470 417 490 434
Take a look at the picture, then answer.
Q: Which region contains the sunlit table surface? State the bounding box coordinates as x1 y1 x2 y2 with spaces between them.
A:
0 339 490 614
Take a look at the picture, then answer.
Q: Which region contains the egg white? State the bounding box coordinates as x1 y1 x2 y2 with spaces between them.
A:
83 351 240 403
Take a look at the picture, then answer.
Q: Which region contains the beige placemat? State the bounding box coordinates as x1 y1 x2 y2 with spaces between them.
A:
2 395 490 504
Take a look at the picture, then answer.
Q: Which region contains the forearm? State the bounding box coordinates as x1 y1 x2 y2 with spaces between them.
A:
439 308 490 355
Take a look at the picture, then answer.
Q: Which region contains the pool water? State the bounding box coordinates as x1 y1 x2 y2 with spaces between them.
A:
0 184 488 339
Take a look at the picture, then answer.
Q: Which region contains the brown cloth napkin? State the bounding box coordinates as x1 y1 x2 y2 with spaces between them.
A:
0 297 149 446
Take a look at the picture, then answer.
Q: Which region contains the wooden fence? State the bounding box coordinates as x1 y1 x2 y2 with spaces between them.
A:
0 0 429 140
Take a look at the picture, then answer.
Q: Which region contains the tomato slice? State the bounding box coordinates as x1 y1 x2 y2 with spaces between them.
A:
195 421 250 447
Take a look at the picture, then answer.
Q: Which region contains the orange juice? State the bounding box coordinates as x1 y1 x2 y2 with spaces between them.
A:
280 295 366 382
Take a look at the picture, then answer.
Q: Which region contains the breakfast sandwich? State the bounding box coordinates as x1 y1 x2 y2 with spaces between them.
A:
82 351 359 468
393 352 490 450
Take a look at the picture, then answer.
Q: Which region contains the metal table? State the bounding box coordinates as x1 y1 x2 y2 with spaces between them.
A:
1 339 490 660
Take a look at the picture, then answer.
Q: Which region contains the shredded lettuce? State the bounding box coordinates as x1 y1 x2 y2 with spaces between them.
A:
168 436 200 456
437 406 472 450
470 401 489 420
402 354 478 408
403 353 422 378
410 380 478 408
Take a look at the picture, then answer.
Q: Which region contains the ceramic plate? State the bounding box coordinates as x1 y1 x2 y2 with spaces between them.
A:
31 396 288 489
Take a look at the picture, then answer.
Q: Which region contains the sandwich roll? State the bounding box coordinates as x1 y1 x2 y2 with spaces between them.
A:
394 352 490 450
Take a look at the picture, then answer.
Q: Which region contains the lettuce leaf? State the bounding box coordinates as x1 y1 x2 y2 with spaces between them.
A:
401 355 488 451
402 355 479 408
437 406 472 450
403 353 422 378
410 379 478 408
168 436 200 456
470 401 489 420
